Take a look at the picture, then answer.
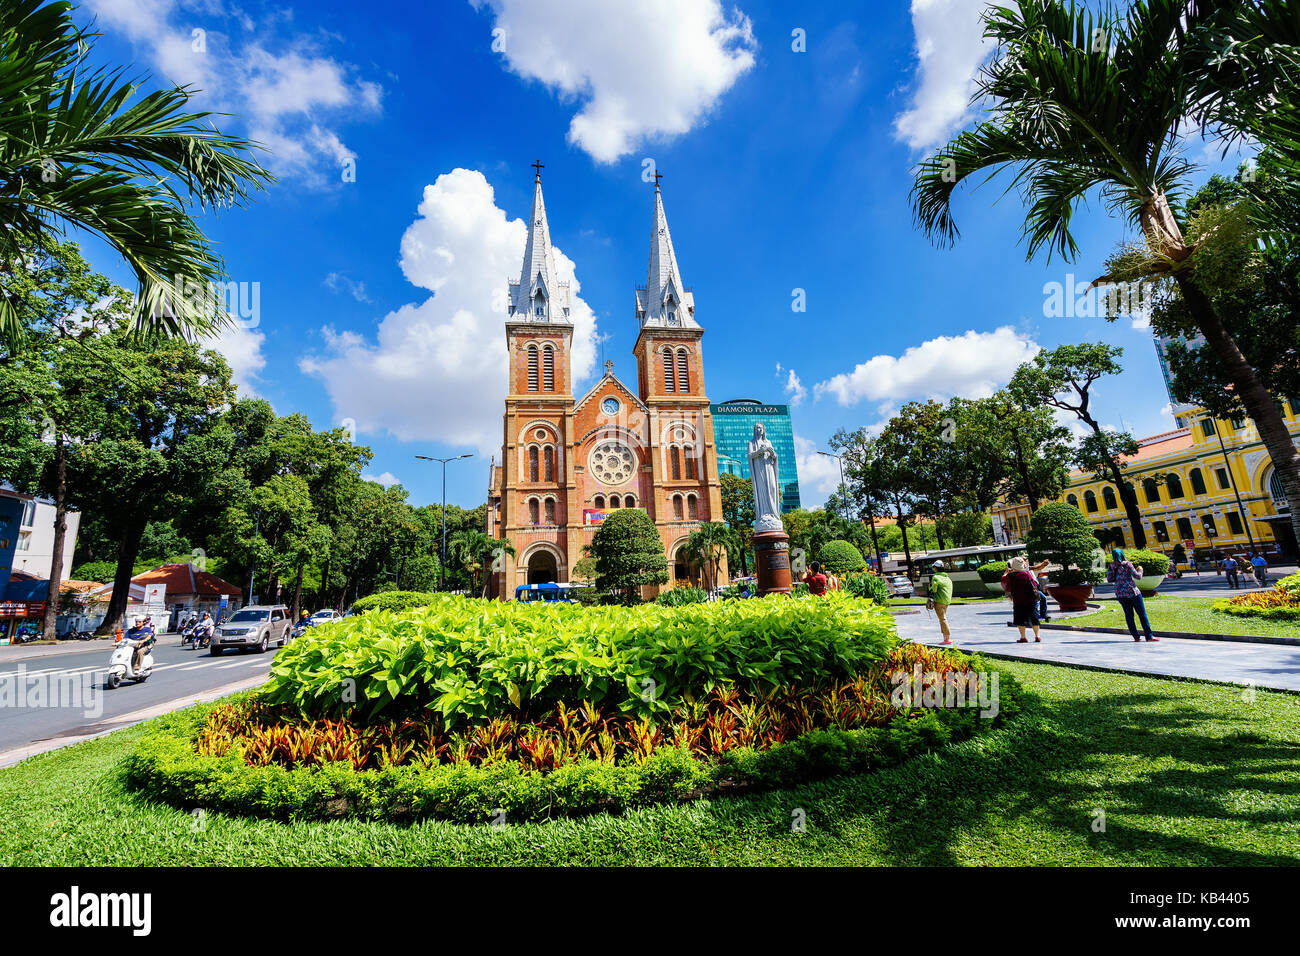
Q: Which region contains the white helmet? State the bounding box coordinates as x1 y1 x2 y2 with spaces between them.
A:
132 615 145 626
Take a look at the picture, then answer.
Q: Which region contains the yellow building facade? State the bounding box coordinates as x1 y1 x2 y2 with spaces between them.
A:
993 401 1300 561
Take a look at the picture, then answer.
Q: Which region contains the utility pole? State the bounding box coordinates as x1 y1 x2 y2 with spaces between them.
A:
416 453 474 591
1214 423 1257 553
819 447 885 573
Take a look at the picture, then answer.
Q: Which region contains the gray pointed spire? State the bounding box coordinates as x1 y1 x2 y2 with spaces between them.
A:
636 182 697 330
508 169 571 324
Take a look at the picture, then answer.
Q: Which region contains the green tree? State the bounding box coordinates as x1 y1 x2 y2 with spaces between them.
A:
951 392 1072 515
588 509 668 602
718 473 755 575
1010 344 1146 548
819 539 866 575
0 0 271 346
448 530 514 598
684 521 731 592
909 0 1300 552
1026 502 1105 587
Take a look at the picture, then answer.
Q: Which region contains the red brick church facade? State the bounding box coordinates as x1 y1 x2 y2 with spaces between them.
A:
486 171 726 598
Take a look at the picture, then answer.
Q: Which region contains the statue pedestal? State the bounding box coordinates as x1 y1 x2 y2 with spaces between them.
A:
753 530 793 597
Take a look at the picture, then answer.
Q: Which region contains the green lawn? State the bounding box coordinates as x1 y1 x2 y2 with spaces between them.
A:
1073 596 1300 639
3 659 1298 866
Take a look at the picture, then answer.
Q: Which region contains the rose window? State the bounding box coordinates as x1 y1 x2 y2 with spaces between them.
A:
588 440 635 485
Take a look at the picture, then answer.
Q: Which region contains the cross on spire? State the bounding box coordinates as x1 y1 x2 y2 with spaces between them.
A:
653 169 663 191
531 159 544 182
604 359 614 375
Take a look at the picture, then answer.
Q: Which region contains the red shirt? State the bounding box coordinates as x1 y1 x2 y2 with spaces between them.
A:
806 573 828 596
1001 570 1037 603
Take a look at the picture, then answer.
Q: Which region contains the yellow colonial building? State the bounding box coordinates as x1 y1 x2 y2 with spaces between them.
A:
993 400 1300 561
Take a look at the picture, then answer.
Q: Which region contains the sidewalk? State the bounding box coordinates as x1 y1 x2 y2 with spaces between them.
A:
0 638 115 663
899 603 1300 693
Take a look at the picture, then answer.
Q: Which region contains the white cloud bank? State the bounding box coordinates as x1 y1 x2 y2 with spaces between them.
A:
206 324 266 398
813 326 1039 407
793 434 843 509
82 0 381 181
893 0 996 152
300 168 599 455
473 0 757 163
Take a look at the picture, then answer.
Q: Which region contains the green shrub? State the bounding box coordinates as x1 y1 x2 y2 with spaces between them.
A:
976 561 1008 583
655 586 709 606
819 539 867 575
589 509 669 599
1027 503 1104 586
843 572 889 605
350 590 439 614
1124 548 1172 577
126 662 1021 825
70 559 117 583
262 593 899 727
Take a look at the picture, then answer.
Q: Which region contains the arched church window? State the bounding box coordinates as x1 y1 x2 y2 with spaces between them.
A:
544 498 556 524
528 445 539 482
543 346 554 391
687 494 698 520
662 348 676 392
673 494 683 520
684 444 696 479
624 495 635 509
594 495 605 510
528 499 539 525
527 345 539 391
543 445 554 482
677 349 690 391
670 446 681 480
533 292 545 317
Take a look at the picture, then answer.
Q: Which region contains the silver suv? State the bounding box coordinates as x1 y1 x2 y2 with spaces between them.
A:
210 605 292 655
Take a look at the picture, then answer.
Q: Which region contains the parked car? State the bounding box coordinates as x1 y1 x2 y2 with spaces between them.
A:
210 605 292 655
886 575 914 599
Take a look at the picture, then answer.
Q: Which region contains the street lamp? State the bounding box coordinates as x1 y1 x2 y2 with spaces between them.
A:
818 449 885 573
416 453 474 591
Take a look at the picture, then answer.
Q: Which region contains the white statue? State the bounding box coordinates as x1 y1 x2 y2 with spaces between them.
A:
748 422 783 533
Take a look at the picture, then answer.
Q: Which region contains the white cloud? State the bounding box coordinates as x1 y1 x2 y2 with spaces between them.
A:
206 323 266 397
81 0 380 182
813 326 1039 406
780 366 807 406
793 435 842 509
474 0 757 163
893 0 996 152
363 472 401 487
324 272 372 303
300 168 599 454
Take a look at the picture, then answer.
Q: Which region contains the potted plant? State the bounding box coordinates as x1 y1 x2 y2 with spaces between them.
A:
1026 503 1105 611
976 560 1009 593
1124 548 1172 596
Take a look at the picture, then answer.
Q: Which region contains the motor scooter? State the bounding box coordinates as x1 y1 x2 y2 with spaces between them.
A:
106 633 155 689
192 620 213 649
179 620 198 647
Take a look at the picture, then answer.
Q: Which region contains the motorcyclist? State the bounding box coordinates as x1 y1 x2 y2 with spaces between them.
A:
123 615 155 673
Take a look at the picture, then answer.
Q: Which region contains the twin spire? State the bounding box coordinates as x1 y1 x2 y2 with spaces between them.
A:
508 164 697 331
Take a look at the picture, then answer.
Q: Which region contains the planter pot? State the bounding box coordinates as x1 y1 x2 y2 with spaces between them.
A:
983 580 1004 594
1048 584 1094 612
1136 574 1166 598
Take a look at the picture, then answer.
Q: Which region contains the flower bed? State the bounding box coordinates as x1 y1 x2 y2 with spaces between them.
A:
125 595 1019 823
1212 572 1300 622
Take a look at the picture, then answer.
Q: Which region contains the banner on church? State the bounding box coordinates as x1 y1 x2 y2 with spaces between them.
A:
583 510 608 526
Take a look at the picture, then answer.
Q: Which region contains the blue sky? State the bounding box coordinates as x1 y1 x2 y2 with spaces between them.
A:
70 0 1247 510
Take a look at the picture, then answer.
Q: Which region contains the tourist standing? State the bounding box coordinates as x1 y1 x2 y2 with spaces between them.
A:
1001 556 1041 643
804 562 828 596
1221 554 1240 589
1251 552 1270 588
1108 548 1158 642
928 560 953 645
1035 570 1052 623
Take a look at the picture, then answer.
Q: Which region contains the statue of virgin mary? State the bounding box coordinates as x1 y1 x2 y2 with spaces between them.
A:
747 422 783 533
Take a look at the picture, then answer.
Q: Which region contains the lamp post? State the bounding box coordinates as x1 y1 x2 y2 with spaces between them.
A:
415 453 474 591
1213 424 1258 553
819 448 885 573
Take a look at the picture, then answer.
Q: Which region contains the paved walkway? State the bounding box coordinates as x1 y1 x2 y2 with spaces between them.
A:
897 603 1300 693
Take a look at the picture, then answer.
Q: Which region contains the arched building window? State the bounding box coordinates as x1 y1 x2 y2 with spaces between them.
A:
1190 468 1207 496
1084 490 1098 513
1143 477 1161 503
527 345 539 391
662 348 676 392
544 498 556 524
676 349 689 391
673 494 683 519
683 444 696 479
543 445 554 482
1102 486 1118 510
1067 493 1079 508
1167 474 1185 499
624 495 636 509
670 446 682 480
687 494 698 520
528 445 539 482
594 495 605 510
542 345 555 391
528 498 539 525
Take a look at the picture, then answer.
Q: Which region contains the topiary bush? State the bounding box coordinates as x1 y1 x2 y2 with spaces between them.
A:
976 560 1009 583
350 590 439 614
589 509 669 601
1123 548 1171 577
819 539 867 575
1026 503 1104 586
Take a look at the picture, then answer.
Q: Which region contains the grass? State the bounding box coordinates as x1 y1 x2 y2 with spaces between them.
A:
1073 596 1300 639
2 659 1298 865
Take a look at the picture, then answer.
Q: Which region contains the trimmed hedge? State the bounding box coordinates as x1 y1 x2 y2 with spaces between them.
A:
1124 548 1172 577
976 561 1008 583
819 539 867 575
350 590 440 614
125 667 1021 825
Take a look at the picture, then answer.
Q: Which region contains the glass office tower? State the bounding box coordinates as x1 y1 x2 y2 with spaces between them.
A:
710 399 802 513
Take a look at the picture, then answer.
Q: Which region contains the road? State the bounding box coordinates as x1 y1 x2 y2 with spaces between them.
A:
0 635 287 764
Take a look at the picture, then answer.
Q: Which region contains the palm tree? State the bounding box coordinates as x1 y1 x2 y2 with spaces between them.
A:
685 522 731 593
910 0 1300 549
0 0 272 347
448 530 515 597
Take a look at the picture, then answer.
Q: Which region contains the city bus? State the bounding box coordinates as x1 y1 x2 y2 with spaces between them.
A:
514 582 586 603
914 543 1027 596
